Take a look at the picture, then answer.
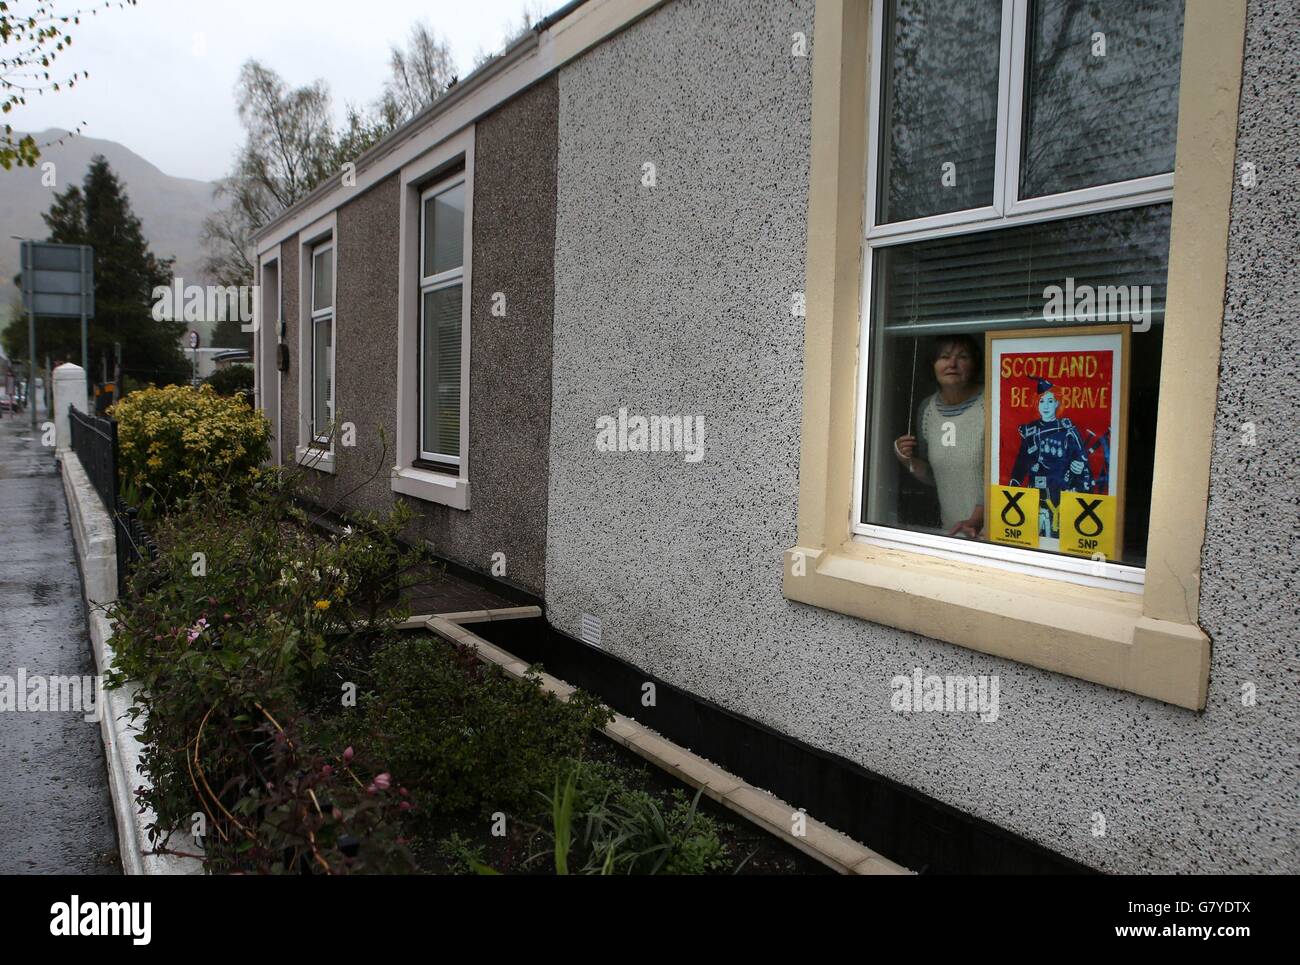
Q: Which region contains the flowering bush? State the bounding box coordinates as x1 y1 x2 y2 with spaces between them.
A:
106 474 423 873
111 383 269 507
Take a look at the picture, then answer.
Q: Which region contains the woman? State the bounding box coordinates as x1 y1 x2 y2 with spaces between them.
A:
893 334 985 538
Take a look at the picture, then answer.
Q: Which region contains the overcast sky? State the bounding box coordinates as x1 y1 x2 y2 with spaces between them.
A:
12 0 552 183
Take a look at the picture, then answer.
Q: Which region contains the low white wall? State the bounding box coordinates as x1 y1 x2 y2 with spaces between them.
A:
61 450 204 875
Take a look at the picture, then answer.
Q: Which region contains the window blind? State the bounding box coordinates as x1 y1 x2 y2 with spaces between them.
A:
877 203 1172 336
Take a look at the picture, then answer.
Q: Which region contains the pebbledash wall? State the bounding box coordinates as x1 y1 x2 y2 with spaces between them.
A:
274 79 559 596
544 0 1299 874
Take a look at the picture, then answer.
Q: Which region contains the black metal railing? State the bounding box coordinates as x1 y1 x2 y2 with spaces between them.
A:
67 404 157 595
68 406 118 512
113 501 158 596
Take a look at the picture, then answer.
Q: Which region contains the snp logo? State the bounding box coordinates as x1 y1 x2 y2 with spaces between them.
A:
50 895 151 946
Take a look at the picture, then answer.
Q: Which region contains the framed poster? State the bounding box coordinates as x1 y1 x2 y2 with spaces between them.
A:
984 325 1129 559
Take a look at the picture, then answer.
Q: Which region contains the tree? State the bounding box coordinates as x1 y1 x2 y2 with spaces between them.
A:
1 155 188 383
201 61 403 305
472 2 547 69
201 23 457 303
379 22 455 124
202 61 360 296
1 1 138 169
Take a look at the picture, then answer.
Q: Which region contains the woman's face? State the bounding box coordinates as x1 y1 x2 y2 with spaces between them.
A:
933 343 976 389
1038 391 1059 421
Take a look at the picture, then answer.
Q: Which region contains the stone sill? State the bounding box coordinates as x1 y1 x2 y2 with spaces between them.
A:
783 541 1210 711
390 464 470 510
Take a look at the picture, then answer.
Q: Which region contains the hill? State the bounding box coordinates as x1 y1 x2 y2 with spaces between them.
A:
0 129 221 335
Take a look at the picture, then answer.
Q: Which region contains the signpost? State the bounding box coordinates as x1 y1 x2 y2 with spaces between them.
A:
188 329 201 386
20 241 94 428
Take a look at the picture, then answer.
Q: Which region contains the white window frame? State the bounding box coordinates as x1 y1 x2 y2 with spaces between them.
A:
852 0 1180 592
255 250 282 466
295 212 337 473
417 174 467 465
391 125 473 511
310 241 336 447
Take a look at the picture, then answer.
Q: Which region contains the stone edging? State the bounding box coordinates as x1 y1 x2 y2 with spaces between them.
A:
411 610 912 876
60 451 204 876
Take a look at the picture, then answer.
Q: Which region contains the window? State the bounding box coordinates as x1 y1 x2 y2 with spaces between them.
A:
310 241 335 447
391 127 472 510
419 177 465 466
783 0 1242 709
858 0 1185 589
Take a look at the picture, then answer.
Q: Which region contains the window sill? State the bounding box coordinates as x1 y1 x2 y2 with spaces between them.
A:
391 464 470 511
782 540 1209 710
295 445 335 474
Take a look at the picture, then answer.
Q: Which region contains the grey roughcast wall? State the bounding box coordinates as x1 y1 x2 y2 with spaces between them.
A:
545 0 1298 872
275 77 559 596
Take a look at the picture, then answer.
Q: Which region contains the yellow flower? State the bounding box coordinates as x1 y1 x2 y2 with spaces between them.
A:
314 599 331 611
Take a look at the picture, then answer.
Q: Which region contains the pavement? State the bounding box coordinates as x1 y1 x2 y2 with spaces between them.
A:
0 402 120 874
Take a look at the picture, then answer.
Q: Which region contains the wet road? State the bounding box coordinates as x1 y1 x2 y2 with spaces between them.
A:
0 404 120 873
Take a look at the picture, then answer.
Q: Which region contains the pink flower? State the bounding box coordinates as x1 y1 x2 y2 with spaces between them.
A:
186 617 209 644
342 746 354 764
399 801 412 811
372 773 391 791
321 764 333 777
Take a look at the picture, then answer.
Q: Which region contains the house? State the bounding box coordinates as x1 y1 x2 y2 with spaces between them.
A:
250 0 1297 874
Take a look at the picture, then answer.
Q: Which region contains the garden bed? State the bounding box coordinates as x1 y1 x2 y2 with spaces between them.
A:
101 385 845 874
109 471 825 874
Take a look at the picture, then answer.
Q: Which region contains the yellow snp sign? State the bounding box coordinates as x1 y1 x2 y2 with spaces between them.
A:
1059 492 1117 560
988 485 1040 549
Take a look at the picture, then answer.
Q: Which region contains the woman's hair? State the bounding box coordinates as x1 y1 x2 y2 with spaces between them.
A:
928 333 983 381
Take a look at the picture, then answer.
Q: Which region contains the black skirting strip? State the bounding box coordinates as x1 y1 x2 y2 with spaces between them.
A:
471 615 1097 875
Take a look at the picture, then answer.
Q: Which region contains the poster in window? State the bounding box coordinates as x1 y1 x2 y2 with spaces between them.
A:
985 325 1129 559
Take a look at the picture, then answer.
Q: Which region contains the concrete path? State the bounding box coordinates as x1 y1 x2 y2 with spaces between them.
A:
0 402 120 873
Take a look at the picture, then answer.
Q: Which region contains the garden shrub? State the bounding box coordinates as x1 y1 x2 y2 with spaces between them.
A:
362 636 612 820
106 437 737 873
107 475 423 873
204 364 255 399
538 761 728 875
111 382 269 507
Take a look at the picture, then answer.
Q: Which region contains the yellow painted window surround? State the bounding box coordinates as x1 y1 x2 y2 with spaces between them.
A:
785 0 1246 710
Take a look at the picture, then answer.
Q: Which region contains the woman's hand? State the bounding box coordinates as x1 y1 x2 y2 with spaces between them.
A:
948 504 985 539
894 434 918 465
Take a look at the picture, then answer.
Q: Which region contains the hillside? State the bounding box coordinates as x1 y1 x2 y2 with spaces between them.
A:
0 129 220 332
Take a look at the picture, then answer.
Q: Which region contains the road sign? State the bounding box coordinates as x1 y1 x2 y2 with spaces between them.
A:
19 241 95 428
20 242 94 318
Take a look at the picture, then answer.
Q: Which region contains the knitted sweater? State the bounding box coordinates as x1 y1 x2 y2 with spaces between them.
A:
917 390 985 532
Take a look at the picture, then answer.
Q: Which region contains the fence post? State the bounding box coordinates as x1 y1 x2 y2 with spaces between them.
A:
53 362 89 456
